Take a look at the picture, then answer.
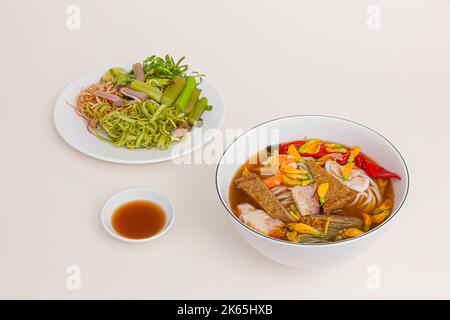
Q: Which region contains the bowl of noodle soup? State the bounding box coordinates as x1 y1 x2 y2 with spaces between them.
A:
216 115 409 268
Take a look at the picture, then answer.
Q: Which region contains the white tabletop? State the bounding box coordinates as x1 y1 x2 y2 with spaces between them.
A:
1 0 450 299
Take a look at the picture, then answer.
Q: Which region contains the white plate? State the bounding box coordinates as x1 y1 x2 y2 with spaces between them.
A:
54 65 225 164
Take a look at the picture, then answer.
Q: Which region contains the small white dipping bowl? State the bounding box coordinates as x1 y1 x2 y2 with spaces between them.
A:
216 115 409 268
101 188 175 243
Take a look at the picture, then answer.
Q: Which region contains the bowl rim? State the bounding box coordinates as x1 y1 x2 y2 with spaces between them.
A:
215 114 410 247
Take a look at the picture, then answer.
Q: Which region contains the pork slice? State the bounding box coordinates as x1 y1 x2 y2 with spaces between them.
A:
94 91 123 106
235 174 295 222
132 63 145 81
172 128 189 139
237 203 286 239
291 184 320 216
236 203 258 217
307 160 356 213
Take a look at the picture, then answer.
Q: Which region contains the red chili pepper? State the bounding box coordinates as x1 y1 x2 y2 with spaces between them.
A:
355 154 401 179
336 151 350 165
300 145 328 159
279 140 306 154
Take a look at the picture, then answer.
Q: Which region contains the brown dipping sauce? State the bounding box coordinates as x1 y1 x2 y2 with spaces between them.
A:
112 200 166 239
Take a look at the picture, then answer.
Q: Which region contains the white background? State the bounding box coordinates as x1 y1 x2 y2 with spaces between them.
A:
1 0 449 299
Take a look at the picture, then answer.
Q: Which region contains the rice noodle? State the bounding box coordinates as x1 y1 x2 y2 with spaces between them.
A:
298 162 313 179
270 185 293 207
280 198 293 206
276 192 292 200
271 186 287 196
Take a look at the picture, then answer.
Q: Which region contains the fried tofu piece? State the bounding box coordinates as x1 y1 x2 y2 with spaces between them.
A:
235 174 295 222
307 160 356 213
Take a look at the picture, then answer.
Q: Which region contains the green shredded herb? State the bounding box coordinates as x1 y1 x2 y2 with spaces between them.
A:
142 55 204 81
94 101 186 150
143 55 188 79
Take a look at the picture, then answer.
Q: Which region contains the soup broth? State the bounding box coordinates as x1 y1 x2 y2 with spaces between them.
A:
229 139 399 243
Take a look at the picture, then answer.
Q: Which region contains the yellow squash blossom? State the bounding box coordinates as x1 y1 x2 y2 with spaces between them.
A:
377 178 389 194
317 183 329 206
286 230 298 242
282 173 312 186
301 179 314 186
342 228 364 238
280 165 304 174
372 211 390 224
362 213 372 232
298 139 322 154
288 210 300 221
279 154 297 165
282 175 300 186
288 204 302 222
323 217 331 234
374 199 393 214
325 143 347 153
284 173 309 180
287 144 305 163
291 223 324 237
348 146 361 163
362 210 390 232
317 154 335 166
342 162 355 180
